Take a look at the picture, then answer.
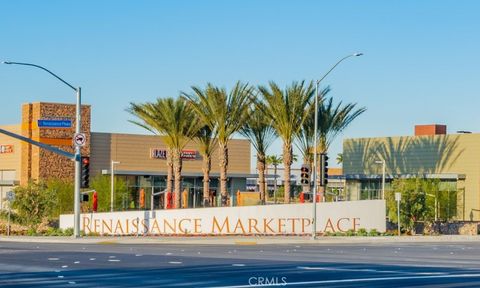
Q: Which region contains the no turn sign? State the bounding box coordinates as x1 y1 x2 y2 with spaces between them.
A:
73 133 86 147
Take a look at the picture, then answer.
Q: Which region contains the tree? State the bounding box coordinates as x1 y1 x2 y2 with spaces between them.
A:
259 81 315 203
313 97 366 197
128 97 199 208
90 174 129 212
266 155 282 203
295 86 330 187
336 153 343 164
386 178 435 233
183 82 253 206
11 181 54 229
46 179 74 218
240 104 276 204
194 125 218 207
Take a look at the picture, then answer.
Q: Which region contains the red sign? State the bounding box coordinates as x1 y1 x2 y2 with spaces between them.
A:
0 145 13 154
150 149 197 160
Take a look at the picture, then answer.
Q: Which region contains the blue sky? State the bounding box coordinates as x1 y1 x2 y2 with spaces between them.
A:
1 1 479 170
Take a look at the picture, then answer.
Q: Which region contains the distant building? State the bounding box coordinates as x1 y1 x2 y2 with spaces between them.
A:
342 124 478 220
0 102 253 209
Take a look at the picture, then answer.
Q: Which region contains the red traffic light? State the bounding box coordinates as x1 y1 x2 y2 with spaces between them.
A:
82 157 90 165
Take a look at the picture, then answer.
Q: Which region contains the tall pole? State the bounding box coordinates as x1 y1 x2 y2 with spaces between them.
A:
397 198 401 236
74 87 82 237
311 81 319 239
111 160 120 212
111 161 115 212
381 160 385 200
311 53 363 240
3 61 83 238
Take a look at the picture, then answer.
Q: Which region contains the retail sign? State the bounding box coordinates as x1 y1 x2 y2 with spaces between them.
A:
0 145 13 154
37 119 72 128
150 149 197 160
59 200 386 236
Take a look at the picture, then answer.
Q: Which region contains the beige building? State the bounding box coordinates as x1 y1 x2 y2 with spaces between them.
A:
342 124 478 220
0 102 252 209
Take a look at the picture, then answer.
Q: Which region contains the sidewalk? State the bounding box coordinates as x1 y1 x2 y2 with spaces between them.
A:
0 235 479 245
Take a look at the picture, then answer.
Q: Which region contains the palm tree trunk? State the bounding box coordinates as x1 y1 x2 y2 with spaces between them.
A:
274 165 277 203
202 154 211 207
166 148 174 208
283 142 293 204
172 148 182 209
257 154 266 205
219 142 229 206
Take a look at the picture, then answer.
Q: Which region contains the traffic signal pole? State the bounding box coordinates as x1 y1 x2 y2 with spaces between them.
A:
73 87 82 238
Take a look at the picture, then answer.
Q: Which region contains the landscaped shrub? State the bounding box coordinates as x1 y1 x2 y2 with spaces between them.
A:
357 228 368 236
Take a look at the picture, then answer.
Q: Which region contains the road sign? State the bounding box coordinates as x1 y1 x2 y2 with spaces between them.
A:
6 191 15 201
395 192 401 201
38 119 72 128
73 133 86 147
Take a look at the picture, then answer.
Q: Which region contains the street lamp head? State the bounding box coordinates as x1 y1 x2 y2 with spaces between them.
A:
353 53 363 57
2 61 12 64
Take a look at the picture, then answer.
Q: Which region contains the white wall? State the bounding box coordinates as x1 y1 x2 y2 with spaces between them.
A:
60 200 386 235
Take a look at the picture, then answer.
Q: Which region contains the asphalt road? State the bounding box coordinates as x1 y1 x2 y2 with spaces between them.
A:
1 241 480 287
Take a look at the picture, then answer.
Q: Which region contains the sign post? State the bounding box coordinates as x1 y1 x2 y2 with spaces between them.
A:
6 191 15 236
395 192 401 236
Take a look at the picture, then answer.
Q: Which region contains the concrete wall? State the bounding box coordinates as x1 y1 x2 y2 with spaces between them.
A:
60 200 386 235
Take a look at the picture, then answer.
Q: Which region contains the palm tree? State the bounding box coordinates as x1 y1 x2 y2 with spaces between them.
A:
295 86 330 174
266 155 282 203
182 82 253 206
336 153 343 164
128 98 200 209
258 81 315 204
194 125 217 207
240 104 276 205
313 96 366 194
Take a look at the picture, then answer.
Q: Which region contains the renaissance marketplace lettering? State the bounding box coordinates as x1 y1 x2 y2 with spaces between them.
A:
60 200 386 236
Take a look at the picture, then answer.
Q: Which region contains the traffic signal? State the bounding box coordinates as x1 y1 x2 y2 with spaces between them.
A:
82 194 89 202
320 153 329 186
300 166 310 185
81 156 90 188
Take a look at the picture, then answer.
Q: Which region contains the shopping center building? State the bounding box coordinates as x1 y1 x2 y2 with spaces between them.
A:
342 124 480 221
0 102 252 209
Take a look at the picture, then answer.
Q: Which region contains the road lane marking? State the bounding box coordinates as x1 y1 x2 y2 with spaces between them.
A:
48 258 59 261
74 261 80 264
89 258 96 261
61 265 68 268
297 266 446 275
108 259 120 262
213 273 480 288
168 261 182 264
232 264 245 267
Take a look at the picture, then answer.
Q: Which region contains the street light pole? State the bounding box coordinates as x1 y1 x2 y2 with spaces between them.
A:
111 161 120 212
311 53 363 240
375 159 386 199
3 61 83 238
